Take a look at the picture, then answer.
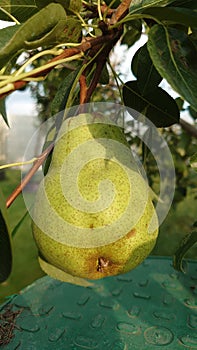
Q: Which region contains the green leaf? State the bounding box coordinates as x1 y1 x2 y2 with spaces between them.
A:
129 0 177 14
99 63 110 85
23 17 81 49
67 0 82 13
121 20 142 47
147 25 197 112
51 67 82 116
0 188 12 283
42 125 57 176
104 0 121 9
141 7 197 28
0 3 78 69
0 24 19 53
0 0 38 22
173 231 197 272
188 105 197 120
123 80 180 127
0 0 82 23
171 0 197 10
190 152 197 171
0 98 8 126
38 255 93 287
175 97 184 111
36 0 82 14
11 210 29 237
131 43 162 95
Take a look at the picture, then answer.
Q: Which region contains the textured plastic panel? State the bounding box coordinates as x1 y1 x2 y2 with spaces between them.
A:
0 257 197 349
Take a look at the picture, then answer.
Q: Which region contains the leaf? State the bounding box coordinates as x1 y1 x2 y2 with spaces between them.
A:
172 0 197 10
147 25 197 112
141 6 197 28
175 97 184 111
42 125 57 176
104 0 121 9
121 20 142 47
0 0 38 22
131 43 162 95
44 67 84 174
190 152 197 171
0 98 8 126
123 80 180 127
38 255 93 287
0 3 76 69
67 0 82 13
188 105 197 120
51 67 82 116
24 17 81 49
129 0 177 14
173 231 197 272
36 0 82 14
99 63 109 85
0 0 82 23
0 188 12 283
0 24 19 52
11 210 29 237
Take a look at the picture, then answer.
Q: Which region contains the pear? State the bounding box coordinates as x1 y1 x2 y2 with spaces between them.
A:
32 113 158 280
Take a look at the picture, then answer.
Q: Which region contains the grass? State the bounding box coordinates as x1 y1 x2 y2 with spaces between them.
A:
0 169 196 303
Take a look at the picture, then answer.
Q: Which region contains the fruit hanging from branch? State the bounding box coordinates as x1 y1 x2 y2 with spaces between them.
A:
32 113 158 282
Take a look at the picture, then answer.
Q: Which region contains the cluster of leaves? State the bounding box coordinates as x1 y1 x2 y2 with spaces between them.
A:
0 0 196 283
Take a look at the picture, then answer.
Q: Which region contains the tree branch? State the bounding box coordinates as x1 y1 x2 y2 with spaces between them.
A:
0 33 117 100
180 118 197 139
82 28 123 103
79 73 88 105
110 0 132 25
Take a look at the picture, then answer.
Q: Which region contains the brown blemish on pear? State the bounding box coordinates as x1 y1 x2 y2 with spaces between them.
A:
126 228 136 239
97 257 110 272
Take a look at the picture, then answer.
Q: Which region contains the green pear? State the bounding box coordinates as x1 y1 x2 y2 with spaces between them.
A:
32 113 158 280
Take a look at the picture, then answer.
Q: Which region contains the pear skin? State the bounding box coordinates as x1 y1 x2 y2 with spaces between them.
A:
32 113 158 280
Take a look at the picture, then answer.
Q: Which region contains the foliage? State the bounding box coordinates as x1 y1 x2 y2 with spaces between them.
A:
0 0 196 284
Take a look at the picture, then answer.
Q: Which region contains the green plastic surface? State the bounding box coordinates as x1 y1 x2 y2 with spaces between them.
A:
0 257 197 349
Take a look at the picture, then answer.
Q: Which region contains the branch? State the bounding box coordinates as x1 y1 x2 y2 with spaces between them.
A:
79 72 88 104
6 143 53 208
180 118 197 139
83 28 123 103
83 3 115 19
85 60 106 103
110 0 132 24
0 33 117 100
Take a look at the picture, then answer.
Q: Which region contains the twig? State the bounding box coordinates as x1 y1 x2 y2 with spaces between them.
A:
83 27 123 103
6 143 53 208
110 0 132 24
180 118 197 139
79 73 88 104
83 3 115 18
85 60 106 103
